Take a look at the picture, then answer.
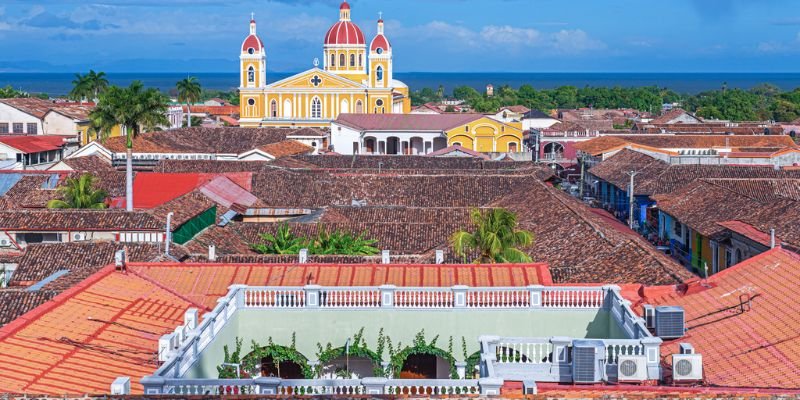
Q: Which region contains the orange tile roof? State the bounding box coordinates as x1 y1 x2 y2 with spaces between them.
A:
0 266 196 394
644 247 800 389
258 139 314 158
128 262 551 309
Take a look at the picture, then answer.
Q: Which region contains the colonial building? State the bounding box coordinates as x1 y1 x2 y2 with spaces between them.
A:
239 2 411 128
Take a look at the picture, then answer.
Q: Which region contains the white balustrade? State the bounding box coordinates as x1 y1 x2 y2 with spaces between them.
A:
165 380 257 395
604 341 645 364
243 288 305 308
394 289 453 308
466 289 530 308
319 288 380 308
385 379 479 396
495 341 554 364
541 288 605 308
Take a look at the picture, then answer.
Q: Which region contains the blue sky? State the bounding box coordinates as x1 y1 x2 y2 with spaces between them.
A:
0 0 799 73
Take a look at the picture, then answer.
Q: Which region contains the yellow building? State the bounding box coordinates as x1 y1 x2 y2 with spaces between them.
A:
239 1 410 129
332 113 523 155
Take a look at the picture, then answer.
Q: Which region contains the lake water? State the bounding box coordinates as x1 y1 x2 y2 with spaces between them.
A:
2 72 799 96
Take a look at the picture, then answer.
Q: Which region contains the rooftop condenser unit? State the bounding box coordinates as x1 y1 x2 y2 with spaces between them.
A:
572 340 606 383
655 306 685 339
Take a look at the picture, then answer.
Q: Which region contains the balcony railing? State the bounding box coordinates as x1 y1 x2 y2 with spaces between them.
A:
134 284 654 396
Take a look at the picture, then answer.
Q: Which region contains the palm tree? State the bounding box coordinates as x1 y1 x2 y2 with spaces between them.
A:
69 73 91 104
86 70 109 101
47 173 108 209
90 81 168 211
251 224 310 255
451 208 534 263
176 76 202 128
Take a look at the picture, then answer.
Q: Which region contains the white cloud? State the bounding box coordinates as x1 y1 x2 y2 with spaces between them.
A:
480 25 541 46
551 29 606 53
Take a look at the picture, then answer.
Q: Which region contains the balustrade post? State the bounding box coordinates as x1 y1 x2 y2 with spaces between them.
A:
452 285 468 308
253 377 281 395
455 361 467 379
184 308 199 330
641 337 663 380
362 377 388 394
140 375 165 395
172 354 183 378
528 285 544 308
550 336 572 381
158 333 175 362
379 284 396 308
228 284 248 308
304 285 321 308
601 284 621 310
478 377 503 396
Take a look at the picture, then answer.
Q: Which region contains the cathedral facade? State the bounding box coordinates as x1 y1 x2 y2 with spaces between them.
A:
239 1 411 128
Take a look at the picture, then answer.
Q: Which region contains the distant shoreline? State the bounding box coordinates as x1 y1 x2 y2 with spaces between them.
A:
2 72 800 96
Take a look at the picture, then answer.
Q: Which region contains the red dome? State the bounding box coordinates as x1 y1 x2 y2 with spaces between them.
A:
340 1 350 10
370 34 390 52
242 34 264 52
324 21 365 45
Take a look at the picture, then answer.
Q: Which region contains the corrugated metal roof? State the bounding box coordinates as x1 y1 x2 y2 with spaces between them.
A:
0 174 23 195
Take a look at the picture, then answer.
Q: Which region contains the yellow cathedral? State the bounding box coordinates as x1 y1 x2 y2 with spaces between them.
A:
239 1 411 128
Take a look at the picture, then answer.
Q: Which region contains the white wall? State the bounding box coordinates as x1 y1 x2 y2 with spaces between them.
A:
522 118 559 131
0 104 41 134
42 113 78 136
330 122 443 155
330 123 363 154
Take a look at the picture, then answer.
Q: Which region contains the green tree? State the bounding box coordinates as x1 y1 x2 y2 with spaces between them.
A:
176 76 202 128
251 224 310 254
310 225 379 255
0 85 29 98
451 208 534 263
46 173 108 209
90 81 168 211
69 74 91 104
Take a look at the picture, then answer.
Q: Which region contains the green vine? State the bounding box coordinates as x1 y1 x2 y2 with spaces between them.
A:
238 336 314 379
217 337 243 379
464 351 482 379
315 328 384 378
390 329 459 379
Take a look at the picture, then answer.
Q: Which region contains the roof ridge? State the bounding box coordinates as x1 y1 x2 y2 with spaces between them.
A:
126 265 212 312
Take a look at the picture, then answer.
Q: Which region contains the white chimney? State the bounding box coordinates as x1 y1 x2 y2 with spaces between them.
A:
770 229 776 249
299 248 308 263
381 250 390 264
435 250 444 264
208 245 217 262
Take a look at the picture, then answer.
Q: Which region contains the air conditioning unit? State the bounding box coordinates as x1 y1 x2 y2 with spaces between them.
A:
73 233 86 241
0 238 11 247
572 340 606 383
643 305 655 329
672 353 702 382
655 306 685 339
617 355 648 381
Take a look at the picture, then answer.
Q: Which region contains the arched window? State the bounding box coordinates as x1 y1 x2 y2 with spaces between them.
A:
376 66 383 82
339 54 346 67
330 54 335 67
283 99 293 118
350 54 356 67
355 100 363 113
270 100 277 117
340 99 349 114
359 54 363 67
247 66 255 83
311 97 322 119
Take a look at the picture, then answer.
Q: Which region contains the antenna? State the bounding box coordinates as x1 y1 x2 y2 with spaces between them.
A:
251 12 255 21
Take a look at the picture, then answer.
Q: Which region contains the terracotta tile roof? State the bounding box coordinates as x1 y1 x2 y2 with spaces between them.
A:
500 105 530 114
0 98 55 119
285 154 531 171
588 149 669 194
129 262 550 309
58 155 114 172
181 105 238 116
100 127 321 154
132 172 252 209
147 190 214 227
717 220 776 247
649 108 701 124
0 210 163 231
197 176 258 209
702 178 800 202
217 115 239 126
576 135 796 156
258 139 314 158
425 144 490 159
0 266 196 394
334 113 483 131
154 159 272 173
644 247 800 389
47 104 93 121
0 135 66 154
0 290 57 326
635 123 784 135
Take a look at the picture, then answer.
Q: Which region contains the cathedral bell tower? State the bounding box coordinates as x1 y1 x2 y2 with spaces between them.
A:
369 15 392 89
240 14 267 120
